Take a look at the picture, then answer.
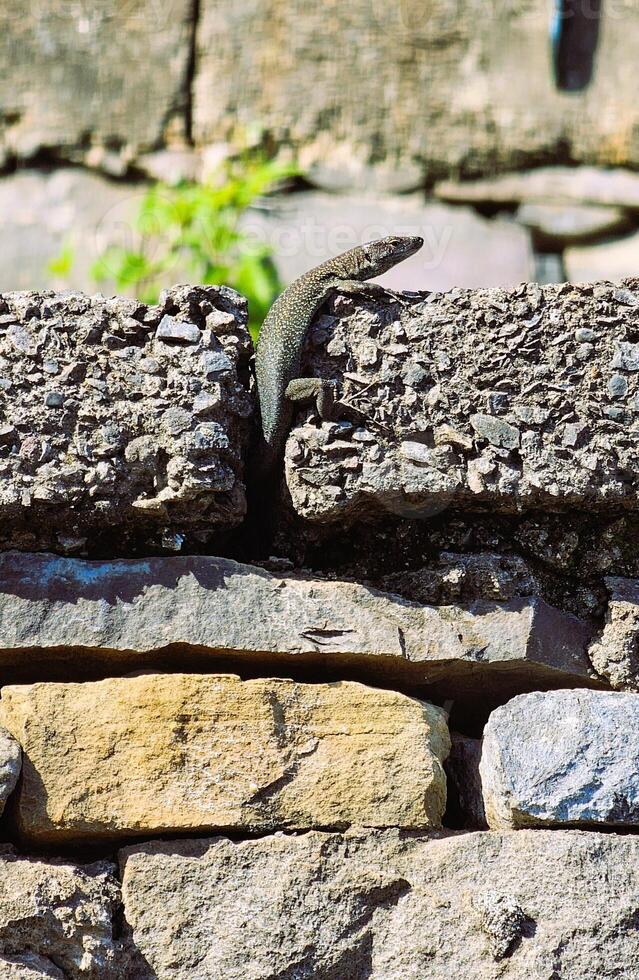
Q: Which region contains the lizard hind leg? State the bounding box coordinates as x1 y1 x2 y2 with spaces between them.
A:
285 377 336 421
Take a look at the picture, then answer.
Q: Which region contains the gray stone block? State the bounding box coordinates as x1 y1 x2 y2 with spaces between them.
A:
565 231 639 285
241 192 534 292
517 202 630 247
0 850 124 979
120 828 639 978
0 1 192 167
0 553 598 723
194 2 639 185
480 690 639 828
436 167 639 209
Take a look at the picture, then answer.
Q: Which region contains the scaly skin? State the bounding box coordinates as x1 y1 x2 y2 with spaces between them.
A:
255 235 423 472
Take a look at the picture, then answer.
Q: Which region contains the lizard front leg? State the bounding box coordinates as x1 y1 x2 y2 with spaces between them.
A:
336 280 414 307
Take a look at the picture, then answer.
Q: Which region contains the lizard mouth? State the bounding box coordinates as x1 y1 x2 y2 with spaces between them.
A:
398 236 424 258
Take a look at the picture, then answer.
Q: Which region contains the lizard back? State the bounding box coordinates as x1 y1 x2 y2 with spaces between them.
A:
255 274 331 456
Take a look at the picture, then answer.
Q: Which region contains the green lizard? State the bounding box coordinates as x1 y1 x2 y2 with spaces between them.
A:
254 235 423 478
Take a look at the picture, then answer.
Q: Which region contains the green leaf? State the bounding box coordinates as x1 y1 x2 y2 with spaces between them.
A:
47 244 75 278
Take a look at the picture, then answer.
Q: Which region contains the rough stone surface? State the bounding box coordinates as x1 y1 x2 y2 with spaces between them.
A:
379 552 542 607
480 690 639 829
120 828 639 979
0 2 192 169
0 287 251 554
285 279 639 525
0 727 20 817
242 192 534 292
589 576 639 690
2 8 639 184
195 4 639 185
0 955 66 979
0 673 449 843
302 496 639 624
0 848 124 979
0 553 598 721
565 231 639 285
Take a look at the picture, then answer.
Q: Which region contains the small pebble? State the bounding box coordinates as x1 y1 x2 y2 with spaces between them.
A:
44 391 64 409
608 374 628 400
156 314 201 344
200 350 233 380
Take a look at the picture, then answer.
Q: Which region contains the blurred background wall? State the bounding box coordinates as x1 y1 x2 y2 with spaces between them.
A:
1 0 638 302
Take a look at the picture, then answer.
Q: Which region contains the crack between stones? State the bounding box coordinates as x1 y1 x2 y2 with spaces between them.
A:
184 0 201 145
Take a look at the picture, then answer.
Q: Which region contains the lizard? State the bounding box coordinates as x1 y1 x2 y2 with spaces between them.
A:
253 235 424 483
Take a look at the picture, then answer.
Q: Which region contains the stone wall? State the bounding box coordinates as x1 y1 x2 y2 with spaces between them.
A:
0 281 638 975
2 1 639 183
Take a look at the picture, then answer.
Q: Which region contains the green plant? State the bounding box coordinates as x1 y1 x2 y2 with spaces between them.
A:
50 156 297 338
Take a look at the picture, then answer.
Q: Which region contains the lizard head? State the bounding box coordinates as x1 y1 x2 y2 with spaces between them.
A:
344 235 424 281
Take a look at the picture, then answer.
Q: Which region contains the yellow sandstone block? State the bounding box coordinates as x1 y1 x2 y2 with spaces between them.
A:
0 673 450 843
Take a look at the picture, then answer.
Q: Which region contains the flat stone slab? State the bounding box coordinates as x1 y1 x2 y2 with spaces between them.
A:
0 673 449 843
516 202 629 247
436 166 639 209
565 231 639 285
285 279 639 524
120 828 639 978
0 553 598 721
195 0 639 185
480 690 639 829
0 287 252 553
0 170 144 295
